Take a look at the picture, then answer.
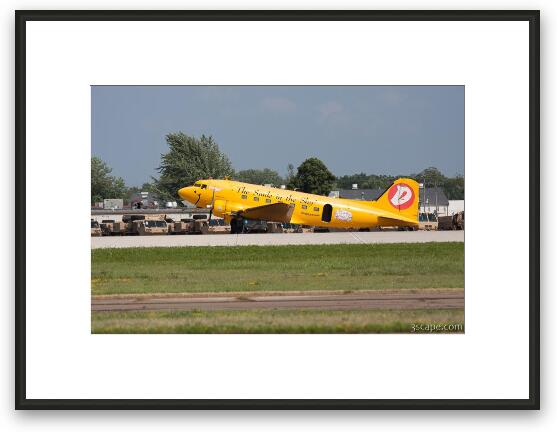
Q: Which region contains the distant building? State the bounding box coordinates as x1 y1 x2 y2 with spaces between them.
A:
129 191 160 209
419 187 449 215
103 198 124 210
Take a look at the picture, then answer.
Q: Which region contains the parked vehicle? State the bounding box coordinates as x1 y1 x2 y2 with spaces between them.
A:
99 219 127 236
453 211 464 230
438 211 464 230
266 222 283 233
122 214 168 236
242 220 268 233
169 218 209 235
90 219 102 237
281 223 303 233
208 218 230 234
419 212 439 231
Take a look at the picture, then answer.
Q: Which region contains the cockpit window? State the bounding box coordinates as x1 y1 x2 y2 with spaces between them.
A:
200 184 207 189
193 182 201 187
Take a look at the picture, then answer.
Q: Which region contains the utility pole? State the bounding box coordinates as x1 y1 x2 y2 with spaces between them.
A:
435 180 438 215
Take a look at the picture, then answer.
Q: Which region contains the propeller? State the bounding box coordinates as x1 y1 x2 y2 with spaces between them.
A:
207 189 215 224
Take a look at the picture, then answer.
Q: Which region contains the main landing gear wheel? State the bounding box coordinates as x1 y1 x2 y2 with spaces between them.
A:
230 218 243 234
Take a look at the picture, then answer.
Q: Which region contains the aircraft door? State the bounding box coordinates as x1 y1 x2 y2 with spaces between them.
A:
321 204 333 223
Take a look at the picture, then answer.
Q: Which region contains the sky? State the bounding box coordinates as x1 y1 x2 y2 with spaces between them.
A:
91 86 464 187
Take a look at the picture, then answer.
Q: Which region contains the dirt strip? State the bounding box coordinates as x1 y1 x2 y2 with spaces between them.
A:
91 291 464 312
92 288 462 300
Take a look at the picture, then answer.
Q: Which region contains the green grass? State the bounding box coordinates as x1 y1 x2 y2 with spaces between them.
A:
91 308 465 334
91 243 464 295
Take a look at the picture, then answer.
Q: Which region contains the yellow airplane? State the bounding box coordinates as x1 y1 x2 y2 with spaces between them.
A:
178 178 419 233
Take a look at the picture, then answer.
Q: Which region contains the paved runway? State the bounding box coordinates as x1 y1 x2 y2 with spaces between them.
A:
92 290 464 312
91 231 464 249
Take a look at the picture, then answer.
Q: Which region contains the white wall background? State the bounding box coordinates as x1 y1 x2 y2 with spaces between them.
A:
1 0 553 430
448 200 465 215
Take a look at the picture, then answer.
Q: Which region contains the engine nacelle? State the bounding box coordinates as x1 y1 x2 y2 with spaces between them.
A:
212 199 245 218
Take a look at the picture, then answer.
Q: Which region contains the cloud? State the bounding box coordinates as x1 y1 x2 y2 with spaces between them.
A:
318 101 350 126
260 97 297 113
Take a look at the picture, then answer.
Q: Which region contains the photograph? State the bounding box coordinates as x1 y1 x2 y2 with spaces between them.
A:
90 85 465 334
16 9 538 410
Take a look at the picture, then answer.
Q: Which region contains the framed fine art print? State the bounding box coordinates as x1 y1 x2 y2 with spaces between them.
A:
15 10 539 409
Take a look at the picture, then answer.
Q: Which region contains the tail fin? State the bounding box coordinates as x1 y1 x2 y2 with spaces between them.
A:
374 178 419 222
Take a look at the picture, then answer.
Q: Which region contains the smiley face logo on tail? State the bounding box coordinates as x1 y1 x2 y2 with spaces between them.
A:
388 183 415 210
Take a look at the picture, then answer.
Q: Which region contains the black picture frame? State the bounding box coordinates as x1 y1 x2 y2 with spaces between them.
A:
15 10 540 410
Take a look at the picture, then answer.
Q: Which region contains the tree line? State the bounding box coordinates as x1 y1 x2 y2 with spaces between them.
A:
336 168 464 200
92 132 464 204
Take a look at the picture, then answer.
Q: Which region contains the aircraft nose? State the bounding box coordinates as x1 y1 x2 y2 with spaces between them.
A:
178 186 196 203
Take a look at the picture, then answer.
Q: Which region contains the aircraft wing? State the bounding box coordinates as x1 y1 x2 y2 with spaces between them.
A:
238 203 295 223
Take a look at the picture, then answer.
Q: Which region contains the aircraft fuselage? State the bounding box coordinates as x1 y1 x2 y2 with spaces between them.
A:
178 179 419 230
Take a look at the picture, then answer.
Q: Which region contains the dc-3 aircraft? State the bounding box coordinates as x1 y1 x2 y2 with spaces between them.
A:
178 178 419 234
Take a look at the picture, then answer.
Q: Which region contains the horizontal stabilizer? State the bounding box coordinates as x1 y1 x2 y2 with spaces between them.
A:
377 215 418 227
